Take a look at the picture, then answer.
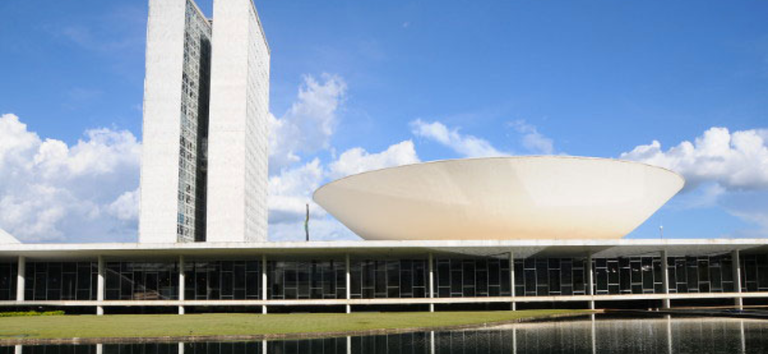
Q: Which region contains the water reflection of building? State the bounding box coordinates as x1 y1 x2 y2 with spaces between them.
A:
4 318 764 354
2 0 768 317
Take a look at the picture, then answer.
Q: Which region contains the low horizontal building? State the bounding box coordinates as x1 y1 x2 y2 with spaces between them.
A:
0 157 766 315
0 239 767 314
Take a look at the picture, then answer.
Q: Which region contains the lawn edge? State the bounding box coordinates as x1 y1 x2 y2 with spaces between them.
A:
0 310 599 346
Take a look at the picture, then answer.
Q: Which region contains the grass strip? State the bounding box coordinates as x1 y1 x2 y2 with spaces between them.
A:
0 309 587 340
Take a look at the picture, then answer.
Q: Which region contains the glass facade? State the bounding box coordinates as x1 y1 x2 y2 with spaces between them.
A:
516 258 587 296
269 261 345 300
105 262 178 300
0 263 16 301
435 258 510 298
350 260 428 299
24 262 97 301
669 256 734 293
185 261 261 300
592 257 661 295
741 254 768 292
4 254 767 304
176 0 212 243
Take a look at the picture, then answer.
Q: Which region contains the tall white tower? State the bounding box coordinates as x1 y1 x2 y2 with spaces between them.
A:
206 0 270 242
139 0 212 243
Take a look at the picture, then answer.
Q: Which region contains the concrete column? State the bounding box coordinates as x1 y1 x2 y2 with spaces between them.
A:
732 250 743 310
14 345 21 354
428 253 435 312
586 255 595 310
178 255 185 315
261 255 268 314
97 256 105 315
345 254 351 314
97 344 103 354
509 252 516 311
16 256 25 302
661 250 670 309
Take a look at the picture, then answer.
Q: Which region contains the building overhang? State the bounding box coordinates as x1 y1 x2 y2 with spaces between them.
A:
0 239 766 262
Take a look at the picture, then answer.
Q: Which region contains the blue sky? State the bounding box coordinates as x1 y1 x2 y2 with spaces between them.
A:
0 0 767 243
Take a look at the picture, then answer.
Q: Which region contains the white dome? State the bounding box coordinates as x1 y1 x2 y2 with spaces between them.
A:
314 156 684 241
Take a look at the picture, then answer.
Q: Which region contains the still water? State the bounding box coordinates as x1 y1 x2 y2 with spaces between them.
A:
4 316 768 353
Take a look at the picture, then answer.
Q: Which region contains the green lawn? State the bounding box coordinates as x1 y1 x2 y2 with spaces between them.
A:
0 310 587 340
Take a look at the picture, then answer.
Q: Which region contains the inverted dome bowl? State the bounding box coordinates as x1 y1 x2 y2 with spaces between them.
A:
313 156 684 241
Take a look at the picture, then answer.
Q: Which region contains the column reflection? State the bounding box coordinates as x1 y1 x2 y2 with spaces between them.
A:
430 331 435 354
665 315 673 354
740 320 746 354
346 336 351 354
591 314 596 354
512 326 517 354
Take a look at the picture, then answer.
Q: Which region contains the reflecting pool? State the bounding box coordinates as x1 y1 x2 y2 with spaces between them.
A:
4 316 768 353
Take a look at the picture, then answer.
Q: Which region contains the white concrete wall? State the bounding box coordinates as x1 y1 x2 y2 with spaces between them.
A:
207 0 270 243
138 0 187 244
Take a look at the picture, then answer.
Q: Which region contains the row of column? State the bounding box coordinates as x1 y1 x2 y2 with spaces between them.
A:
13 250 747 315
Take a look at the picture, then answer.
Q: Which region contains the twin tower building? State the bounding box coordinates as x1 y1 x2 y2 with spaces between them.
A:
138 0 270 244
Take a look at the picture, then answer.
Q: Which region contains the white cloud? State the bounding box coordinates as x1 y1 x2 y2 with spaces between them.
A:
328 140 420 179
0 113 141 242
265 73 423 241
269 74 347 172
622 126 768 238
509 120 555 154
107 189 140 221
267 140 420 241
268 158 326 225
620 127 768 191
410 119 506 158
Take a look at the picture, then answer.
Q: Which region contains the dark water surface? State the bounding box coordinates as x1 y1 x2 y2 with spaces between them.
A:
4 316 768 353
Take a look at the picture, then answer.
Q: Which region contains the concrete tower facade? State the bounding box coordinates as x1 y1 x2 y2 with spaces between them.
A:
139 0 212 243
206 0 271 242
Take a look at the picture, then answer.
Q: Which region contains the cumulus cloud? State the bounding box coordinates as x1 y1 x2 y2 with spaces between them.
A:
622 126 768 238
267 140 420 241
107 189 140 221
509 120 555 154
268 158 325 225
410 119 506 158
620 127 768 191
269 74 347 172
0 114 140 242
266 73 423 241
328 140 420 179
